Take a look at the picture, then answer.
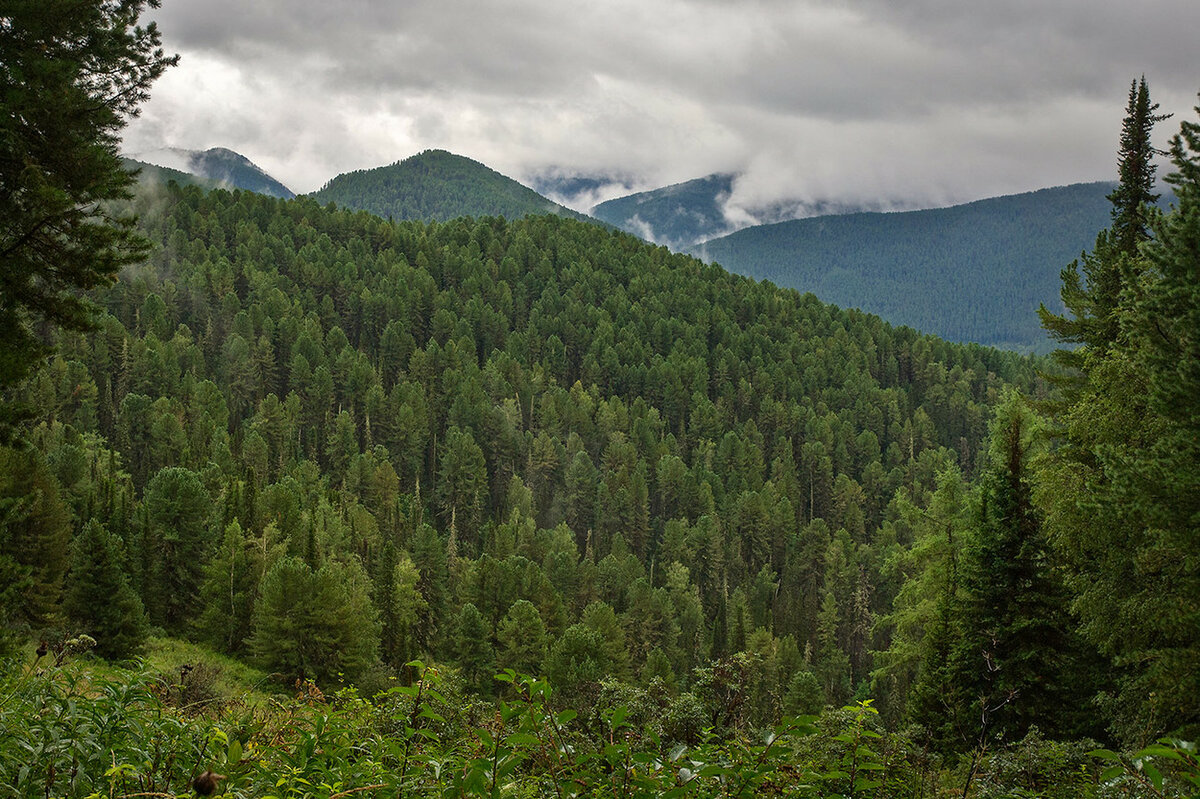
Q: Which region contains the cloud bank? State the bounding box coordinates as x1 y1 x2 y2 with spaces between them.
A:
122 0 1200 213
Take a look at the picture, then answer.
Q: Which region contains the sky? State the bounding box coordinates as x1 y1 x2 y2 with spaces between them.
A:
122 0 1200 217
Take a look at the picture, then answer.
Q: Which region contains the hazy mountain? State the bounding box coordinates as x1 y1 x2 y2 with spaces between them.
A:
130 147 295 198
311 149 596 224
524 171 638 212
693 182 1118 352
590 173 895 250
121 157 221 191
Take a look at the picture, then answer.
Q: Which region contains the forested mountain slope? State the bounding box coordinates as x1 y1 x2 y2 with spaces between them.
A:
9 182 1042 719
131 147 295 198
694 182 1117 351
312 149 596 224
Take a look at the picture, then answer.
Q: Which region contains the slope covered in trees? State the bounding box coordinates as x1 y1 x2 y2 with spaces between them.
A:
312 149 596 224
695 182 1118 351
2 179 1045 716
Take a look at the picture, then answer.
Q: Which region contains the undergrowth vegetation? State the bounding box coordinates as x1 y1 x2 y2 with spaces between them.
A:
2 653 1197 799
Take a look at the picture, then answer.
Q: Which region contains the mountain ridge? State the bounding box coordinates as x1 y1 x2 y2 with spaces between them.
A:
129 146 295 198
692 181 1118 351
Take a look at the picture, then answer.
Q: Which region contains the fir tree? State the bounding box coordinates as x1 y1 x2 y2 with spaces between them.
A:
454 603 495 695
63 520 148 660
1040 77 1169 355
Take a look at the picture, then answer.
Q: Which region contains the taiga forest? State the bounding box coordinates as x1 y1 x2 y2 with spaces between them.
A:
1 2 1198 797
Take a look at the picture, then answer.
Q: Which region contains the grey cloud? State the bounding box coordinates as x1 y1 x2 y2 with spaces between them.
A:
128 0 1200 205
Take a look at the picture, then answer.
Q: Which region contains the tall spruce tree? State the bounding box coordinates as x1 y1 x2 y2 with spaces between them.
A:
1040 77 1169 355
946 395 1100 745
1038 92 1200 742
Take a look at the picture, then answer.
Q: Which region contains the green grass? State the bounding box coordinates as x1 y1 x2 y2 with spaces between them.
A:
141 637 281 707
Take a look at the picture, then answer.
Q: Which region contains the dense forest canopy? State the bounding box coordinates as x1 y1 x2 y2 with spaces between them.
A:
1 3 1198 794
311 149 593 225
696 182 1119 351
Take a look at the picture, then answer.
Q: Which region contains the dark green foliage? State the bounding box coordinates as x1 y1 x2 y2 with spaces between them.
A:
1109 78 1171 257
249 556 380 684
14 166 1046 707
497 599 547 676
312 149 590 223
697 183 1119 351
141 467 212 633
0 0 175 437
946 395 1098 746
0 447 71 633
454 602 495 695
1038 95 1200 742
63 520 147 659
1040 78 1170 355
195 519 266 656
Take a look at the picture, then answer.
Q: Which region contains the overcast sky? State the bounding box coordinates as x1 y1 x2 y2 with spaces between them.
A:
122 0 1200 214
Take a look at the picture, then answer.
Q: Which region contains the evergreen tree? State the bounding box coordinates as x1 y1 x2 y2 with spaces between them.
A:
1110 78 1171 257
1040 77 1168 355
141 466 212 632
195 520 264 656
63 520 147 660
250 556 380 685
0 0 175 438
497 599 547 676
1039 95 1200 741
947 394 1100 745
454 602 495 695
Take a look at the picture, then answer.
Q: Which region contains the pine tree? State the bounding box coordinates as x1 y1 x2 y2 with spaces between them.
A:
0 0 175 438
497 599 547 676
195 520 262 655
63 520 147 660
1038 94 1200 740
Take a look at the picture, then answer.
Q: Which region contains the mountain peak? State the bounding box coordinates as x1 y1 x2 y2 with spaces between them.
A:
311 149 593 224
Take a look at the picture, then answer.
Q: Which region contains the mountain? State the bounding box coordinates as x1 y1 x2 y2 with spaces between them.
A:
591 174 737 249
121 157 221 191
130 147 295 198
311 149 595 223
694 182 1118 352
591 173 893 250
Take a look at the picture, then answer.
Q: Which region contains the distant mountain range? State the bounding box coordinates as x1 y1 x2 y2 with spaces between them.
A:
588 173 916 250
129 147 295 198
120 143 1124 352
311 150 594 224
693 182 1118 351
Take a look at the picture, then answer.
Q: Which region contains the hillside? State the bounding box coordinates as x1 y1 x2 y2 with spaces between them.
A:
311 149 595 223
130 147 296 198
7 182 1043 719
695 182 1117 351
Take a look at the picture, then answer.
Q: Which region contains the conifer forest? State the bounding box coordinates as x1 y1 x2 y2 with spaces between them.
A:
1 2 1198 797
